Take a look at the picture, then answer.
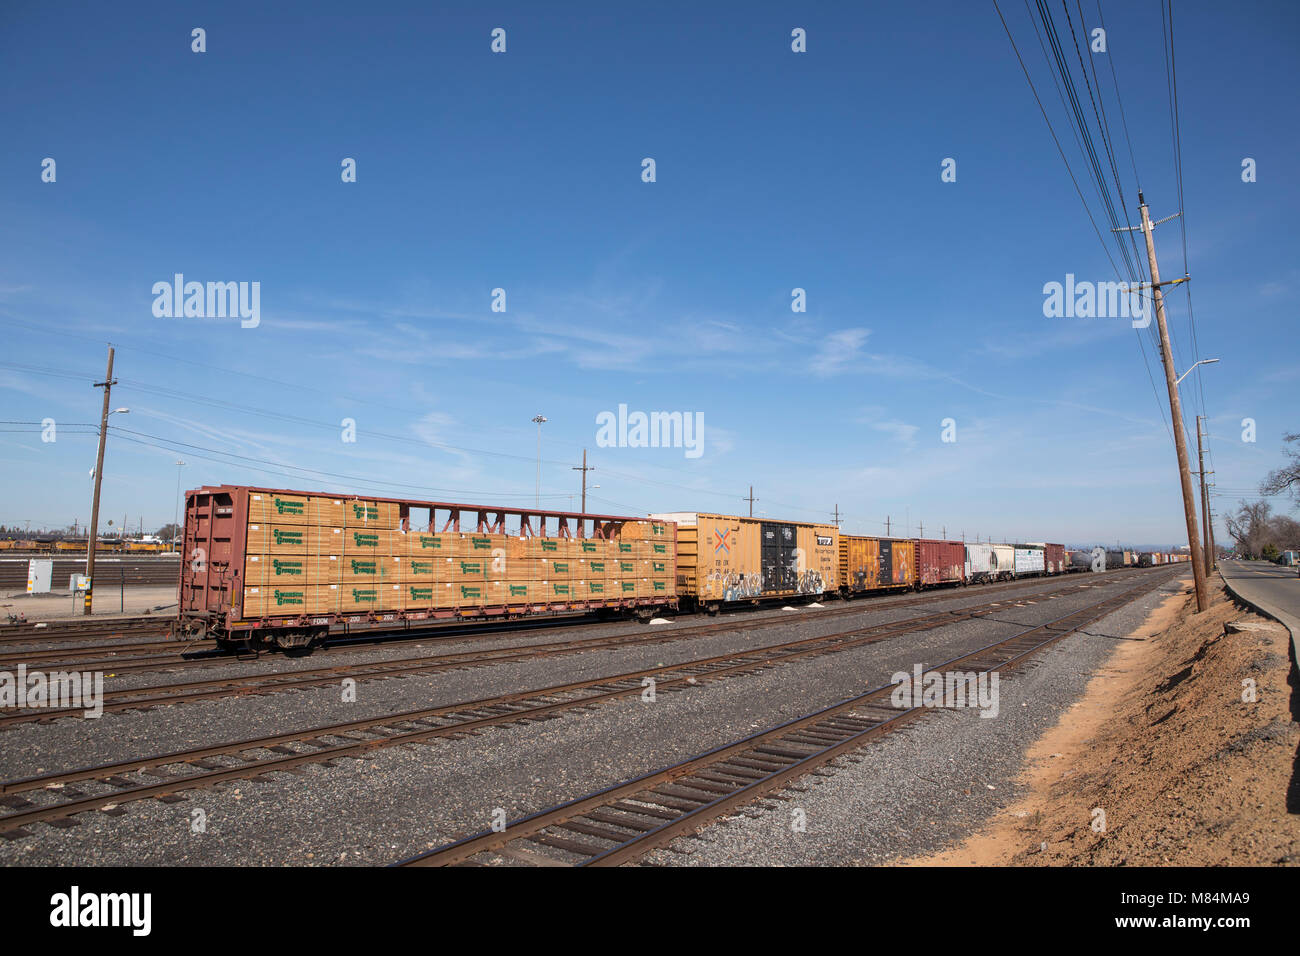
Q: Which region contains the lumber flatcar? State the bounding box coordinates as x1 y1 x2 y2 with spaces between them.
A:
180 485 678 648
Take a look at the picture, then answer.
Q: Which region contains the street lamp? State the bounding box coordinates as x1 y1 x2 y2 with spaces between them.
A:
1174 358 1219 387
530 415 547 511
568 486 599 510
173 460 186 552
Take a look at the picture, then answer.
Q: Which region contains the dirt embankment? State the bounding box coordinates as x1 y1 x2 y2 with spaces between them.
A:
902 578 1300 866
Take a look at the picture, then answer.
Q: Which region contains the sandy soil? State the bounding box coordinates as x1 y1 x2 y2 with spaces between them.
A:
899 578 1300 866
0 585 177 621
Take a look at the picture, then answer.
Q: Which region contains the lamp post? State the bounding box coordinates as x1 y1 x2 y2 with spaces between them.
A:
173 460 186 553
530 415 547 511
1174 357 1219 387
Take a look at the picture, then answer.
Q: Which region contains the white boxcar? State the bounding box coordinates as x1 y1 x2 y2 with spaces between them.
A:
1014 546 1045 576
964 543 996 582
991 544 1015 580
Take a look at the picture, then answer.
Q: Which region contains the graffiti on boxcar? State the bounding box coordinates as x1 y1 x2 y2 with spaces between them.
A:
796 570 825 594
707 568 762 601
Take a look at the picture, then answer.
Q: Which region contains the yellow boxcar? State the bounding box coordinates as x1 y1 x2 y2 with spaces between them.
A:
839 536 917 593
650 512 837 607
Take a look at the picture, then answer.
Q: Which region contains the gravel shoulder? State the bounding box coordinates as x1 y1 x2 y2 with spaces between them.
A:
641 571 1193 866
900 575 1300 866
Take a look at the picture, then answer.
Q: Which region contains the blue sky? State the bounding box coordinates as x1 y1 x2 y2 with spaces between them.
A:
1 0 1296 546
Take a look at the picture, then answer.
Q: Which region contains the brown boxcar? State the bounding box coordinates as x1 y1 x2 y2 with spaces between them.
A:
915 539 965 587
650 512 837 609
838 535 917 593
1042 543 1066 574
180 485 677 647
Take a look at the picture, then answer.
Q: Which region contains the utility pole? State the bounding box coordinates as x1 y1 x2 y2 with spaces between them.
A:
832 504 842 528
1207 491 1217 569
571 449 595 514
744 486 757 518
885 516 891 536
1133 192 1207 611
919 520 924 538
84 346 116 615
1196 417 1214 574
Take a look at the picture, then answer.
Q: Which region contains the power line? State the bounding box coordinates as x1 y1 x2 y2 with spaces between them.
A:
105 426 576 503
998 1 1172 441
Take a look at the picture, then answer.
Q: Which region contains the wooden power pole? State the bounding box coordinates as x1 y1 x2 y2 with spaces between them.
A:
744 486 757 518
1134 192 1207 611
1197 416 1214 574
571 449 595 514
84 346 116 615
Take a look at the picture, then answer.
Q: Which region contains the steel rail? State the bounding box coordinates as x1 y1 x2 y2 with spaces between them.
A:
396 573 1172 866
0 572 1129 725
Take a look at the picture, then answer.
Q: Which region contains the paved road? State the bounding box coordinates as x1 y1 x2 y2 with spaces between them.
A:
1218 559 1300 663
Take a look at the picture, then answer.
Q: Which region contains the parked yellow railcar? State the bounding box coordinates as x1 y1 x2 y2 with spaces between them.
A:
649 512 837 611
838 535 918 593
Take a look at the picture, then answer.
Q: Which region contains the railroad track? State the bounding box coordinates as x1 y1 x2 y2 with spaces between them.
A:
0 616 172 647
0 568 1178 837
0 571 1155 724
0 567 1161 676
396 571 1173 867
0 637 217 669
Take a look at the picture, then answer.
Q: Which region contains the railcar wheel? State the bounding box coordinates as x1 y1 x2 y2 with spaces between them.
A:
273 629 317 653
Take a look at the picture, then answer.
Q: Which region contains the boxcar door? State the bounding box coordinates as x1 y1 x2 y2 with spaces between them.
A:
760 522 799 593
778 523 798 592
760 522 781 593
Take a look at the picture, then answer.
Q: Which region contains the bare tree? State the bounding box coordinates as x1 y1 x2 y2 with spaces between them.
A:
1274 515 1300 551
1224 500 1300 558
1261 431 1300 507
1224 500 1273 558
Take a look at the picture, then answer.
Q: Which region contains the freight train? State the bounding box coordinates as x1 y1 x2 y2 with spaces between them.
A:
0 538 176 553
176 485 1179 650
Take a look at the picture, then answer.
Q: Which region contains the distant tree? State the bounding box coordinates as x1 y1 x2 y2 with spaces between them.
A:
1261 431 1300 507
1225 500 1300 558
1225 501 1272 558
1275 515 1300 551
157 523 181 541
